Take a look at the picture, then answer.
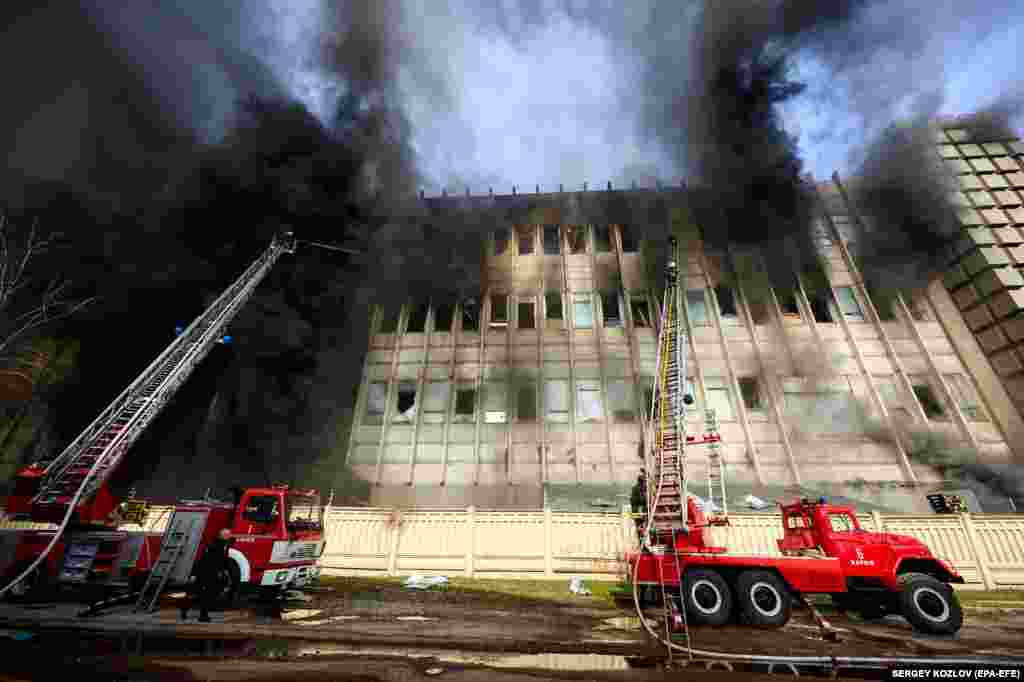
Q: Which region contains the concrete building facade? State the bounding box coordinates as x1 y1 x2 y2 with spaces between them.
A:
343 180 1018 512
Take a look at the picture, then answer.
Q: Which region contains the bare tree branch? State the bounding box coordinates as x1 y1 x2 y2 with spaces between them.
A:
0 215 95 363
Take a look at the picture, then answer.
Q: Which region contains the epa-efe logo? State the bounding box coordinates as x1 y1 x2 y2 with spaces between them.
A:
850 547 875 566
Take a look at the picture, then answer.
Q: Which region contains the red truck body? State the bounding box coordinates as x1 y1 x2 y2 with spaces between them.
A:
627 497 965 635
1 485 324 600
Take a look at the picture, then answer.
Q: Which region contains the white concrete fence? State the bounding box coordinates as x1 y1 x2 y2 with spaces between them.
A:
4 506 1023 590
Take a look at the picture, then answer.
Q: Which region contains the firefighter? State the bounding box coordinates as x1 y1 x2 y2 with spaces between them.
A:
181 528 233 622
630 469 648 543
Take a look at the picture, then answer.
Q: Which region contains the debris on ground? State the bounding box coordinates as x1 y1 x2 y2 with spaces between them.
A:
403 575 449 590
569 577 591 596
744 494 769 510
283 591 313 603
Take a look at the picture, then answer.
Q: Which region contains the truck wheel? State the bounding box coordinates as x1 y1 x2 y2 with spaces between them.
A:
858 601 887 620
898 573 963 635
682 569 733 626
215 561 241 609
736 570 791 628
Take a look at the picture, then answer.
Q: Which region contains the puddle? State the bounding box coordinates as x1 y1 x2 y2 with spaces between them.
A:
396 616 438 621
281 609 322 621
297 615 361 626
596 616 642 631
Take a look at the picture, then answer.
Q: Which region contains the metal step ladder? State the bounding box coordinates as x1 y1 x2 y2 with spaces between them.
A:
58 541 100 583
134 517 196 613
704 408 727 523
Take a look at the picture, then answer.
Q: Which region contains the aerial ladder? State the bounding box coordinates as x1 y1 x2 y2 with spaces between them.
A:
1 231 298 598
632 236 727 660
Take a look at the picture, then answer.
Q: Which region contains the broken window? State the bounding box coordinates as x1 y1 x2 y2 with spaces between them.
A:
809 292 833 323
484 382 507 423
518 300 536 329
594 225 611 253
461 300 479 332
607 380 636 421
601 292 622 327
631 297 651 327
545 292 563 321
494 228 510 256
364 382 387 424
685 377 699 412
573 294 594 329
686 290 710 326
393 381 418 422
910 375 946 420
575 380 603 421
490 294 509 328
944 373 986 422
779 291 801 319
407 301 429 333
518 226 535 255
835 287 864 322
422 381 451 421
865 284 895 321
747 299 771 324
568 226 587 254
545 380 570 422
517 382 537 421
543 225 561 255
703 376 735 420
379 305 401 333
433 302 455 332
619 225 638 252
454 387 476 419
715 286 737 318
738 377 762 411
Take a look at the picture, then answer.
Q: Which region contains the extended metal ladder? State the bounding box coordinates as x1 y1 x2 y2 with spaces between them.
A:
30 233 296 522
704 408 727 521
134 516 196 613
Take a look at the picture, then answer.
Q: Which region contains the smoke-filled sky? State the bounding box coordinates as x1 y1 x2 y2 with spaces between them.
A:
238 0 1024 193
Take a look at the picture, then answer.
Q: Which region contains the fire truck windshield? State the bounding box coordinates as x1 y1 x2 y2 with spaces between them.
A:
286 494 323 531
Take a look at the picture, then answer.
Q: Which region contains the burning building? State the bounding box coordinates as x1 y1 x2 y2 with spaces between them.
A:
342 178 1019 513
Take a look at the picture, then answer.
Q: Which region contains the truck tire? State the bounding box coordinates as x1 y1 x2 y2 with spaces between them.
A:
897 573 963 635
682 569 733 626
735 570 791 628
215 561 241 609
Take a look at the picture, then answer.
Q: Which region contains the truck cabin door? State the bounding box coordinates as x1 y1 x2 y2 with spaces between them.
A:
819 511 864 562
235 493 285 537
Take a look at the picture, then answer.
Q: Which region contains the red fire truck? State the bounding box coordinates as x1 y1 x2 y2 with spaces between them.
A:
0 233 327 610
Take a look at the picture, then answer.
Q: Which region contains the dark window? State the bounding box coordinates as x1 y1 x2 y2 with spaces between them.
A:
518 301 535 329
715 286 737 317
642 385 654 422
809 293 833 323
379 305 401 333
619 225 638 252
631 297 651 327
517 383 537 421
780 292 800 317
568 226 587 254
434 303 455 331
396 382 417 417
867 284 896 320
594 225 611 253
490 294 508 327
243 495 280 523
494 229 510 256
543 225 560 255
748 300 770 324
738 377 762 410
601 292 621 327
912 380 947 420
545 292 563 320
518 227 534 255
407 301 428 333
455 388 476 416
461 301 479 331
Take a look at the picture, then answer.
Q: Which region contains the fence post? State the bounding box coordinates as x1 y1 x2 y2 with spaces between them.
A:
959 512 996 590
544 506 554 576
465 505 476 578
386 509 401 577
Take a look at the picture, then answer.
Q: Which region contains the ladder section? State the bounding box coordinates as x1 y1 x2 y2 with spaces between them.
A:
31 234 296 522
648 256 687 542
134 516 197 613
704 408 728 523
